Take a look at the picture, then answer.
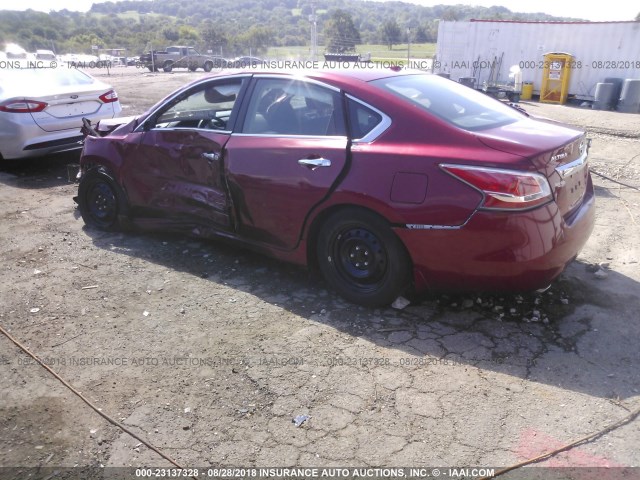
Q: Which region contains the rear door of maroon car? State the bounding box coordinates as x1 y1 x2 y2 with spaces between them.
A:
223 76 348 249
121 77 247 228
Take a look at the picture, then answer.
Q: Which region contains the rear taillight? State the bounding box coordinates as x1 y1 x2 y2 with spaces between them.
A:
99 90 118 103
0 99 48 113
441 164 552 211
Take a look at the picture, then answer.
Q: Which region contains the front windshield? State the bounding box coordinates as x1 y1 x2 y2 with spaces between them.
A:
371 74 523 131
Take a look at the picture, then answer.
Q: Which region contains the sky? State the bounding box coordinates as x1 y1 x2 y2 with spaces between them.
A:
1 0 637 22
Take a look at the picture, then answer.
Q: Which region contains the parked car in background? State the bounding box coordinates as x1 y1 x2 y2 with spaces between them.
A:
0 68 121 160
139 46 227 72
75 70 594 306
232 56 265 68
4 43 29 60
35 49 56 61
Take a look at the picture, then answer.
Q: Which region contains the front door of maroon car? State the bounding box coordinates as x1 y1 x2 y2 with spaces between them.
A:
121 75 348 249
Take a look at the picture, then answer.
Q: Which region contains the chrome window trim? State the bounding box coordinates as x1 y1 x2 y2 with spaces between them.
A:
134 73 252 133
346 94 392 144
232 133 347 140
148 127 233 135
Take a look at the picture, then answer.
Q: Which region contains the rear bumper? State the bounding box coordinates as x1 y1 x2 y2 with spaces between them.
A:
0 122 85 160
395 178 596 293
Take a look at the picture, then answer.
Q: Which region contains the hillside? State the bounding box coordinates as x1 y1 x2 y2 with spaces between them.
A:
0 0 582 55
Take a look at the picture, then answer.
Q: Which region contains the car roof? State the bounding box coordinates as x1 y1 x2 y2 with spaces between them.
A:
204 68 427 85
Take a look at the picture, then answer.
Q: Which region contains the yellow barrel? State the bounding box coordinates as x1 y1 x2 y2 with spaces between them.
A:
521 82 533 100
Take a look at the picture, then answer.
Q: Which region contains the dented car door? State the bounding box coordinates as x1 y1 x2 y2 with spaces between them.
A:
120 77 246 228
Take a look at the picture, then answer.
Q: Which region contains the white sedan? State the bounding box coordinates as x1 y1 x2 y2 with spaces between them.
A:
0 68 121 160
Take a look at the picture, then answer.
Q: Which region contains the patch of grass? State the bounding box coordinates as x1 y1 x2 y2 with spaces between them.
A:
358 43 436 59
267 43 436 60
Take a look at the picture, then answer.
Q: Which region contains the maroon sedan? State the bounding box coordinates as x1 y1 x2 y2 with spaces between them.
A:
76 70 594 307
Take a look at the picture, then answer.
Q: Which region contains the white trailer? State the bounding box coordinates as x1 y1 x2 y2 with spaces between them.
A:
435 20 640 100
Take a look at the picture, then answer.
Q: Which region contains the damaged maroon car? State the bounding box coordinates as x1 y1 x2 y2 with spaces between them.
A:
76 70 595 307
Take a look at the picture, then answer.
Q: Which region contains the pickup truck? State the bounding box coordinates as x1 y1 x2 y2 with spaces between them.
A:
139 46 227 72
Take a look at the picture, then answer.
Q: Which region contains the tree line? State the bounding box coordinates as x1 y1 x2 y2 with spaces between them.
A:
0 0 586 56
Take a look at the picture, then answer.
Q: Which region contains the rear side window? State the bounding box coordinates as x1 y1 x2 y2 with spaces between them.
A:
371 74 523 131
348 98 383 140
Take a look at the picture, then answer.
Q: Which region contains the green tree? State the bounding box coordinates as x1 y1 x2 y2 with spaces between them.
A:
161 27 179 42
413 25 428 43
324 9 360 53
442 7 460 21
237 26 274 55
380 19 401 50
178 25 199 43
201 23 228 53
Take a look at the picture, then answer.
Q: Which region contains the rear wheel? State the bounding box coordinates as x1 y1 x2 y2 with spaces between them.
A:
162 60 173 72
78 170 123 231
317 209 411 307
203 61 213 72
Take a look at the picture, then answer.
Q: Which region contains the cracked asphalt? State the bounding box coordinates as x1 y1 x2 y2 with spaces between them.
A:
0 70 639 479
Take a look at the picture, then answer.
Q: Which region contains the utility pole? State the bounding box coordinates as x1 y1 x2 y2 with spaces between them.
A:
407 27 411 67
309 3 317 61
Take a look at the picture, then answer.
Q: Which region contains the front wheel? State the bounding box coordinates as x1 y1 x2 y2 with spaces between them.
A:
77 170 123 231
162 60 173 72
316 209 411 307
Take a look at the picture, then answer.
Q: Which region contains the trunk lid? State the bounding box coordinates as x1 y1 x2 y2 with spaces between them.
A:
29 87 114 132
474 117 589 216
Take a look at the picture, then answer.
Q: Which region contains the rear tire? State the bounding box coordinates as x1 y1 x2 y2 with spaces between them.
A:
162 60 173 72
203 61 213 72
316 209 411 307
78 170 123 231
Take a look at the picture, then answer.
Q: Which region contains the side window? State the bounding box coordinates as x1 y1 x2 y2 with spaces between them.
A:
241 78 345 136
152 79 242 131
348 98 384 140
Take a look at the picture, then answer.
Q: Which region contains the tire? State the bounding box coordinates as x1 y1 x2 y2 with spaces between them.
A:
77 169 123 231
188 65 198 72
316 209 411 307
162 60 173 72
203 61 213 72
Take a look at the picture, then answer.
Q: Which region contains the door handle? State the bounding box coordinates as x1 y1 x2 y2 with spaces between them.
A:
298 157 331 168
202 152 220 161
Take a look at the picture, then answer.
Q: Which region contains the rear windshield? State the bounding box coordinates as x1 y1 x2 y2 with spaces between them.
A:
371 74 523 131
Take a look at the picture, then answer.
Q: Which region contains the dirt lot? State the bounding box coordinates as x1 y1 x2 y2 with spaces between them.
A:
1 69 639 479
